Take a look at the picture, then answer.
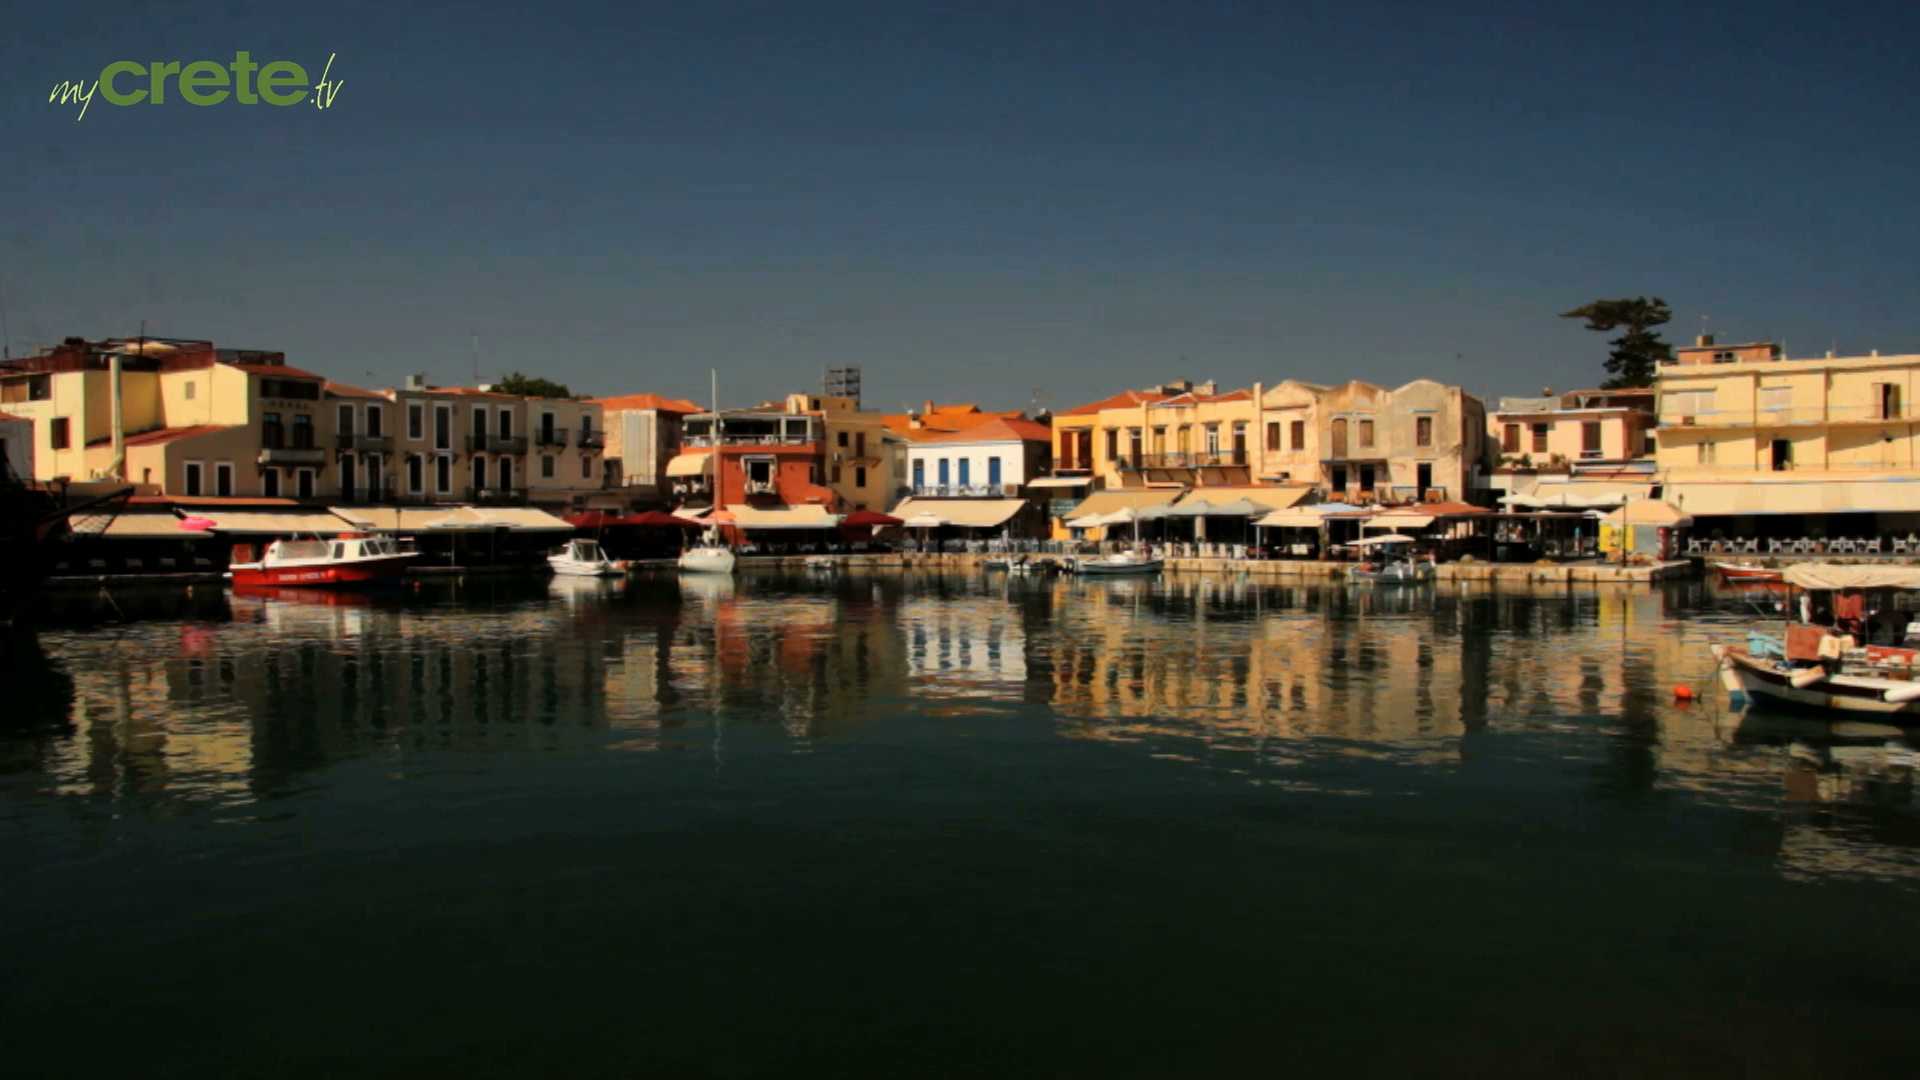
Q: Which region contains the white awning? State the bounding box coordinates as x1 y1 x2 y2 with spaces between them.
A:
1665 478 1920 517
1366 514 1434 530
1257 504 1375 528
71 514 205 539
890 498 1027 529
1025 476 1091 488
1060 489 1185 520
1785 564 1920 591
207 510 360 533
724 504 843 529
665 453 713 477
337 506 574 532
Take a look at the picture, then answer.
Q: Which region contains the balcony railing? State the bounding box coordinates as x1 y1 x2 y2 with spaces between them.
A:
670 477 712 497
534 429 569 448
1054 458 1090 473
465 434 529 454
258 446 327 466
912 484 1006 498
743 479 778 496
683 434 817 448
334 434 393 452
1661 404 1908 429
466 486 529 506
336 482 401 504
577 431 604 450
1123 451 1248 469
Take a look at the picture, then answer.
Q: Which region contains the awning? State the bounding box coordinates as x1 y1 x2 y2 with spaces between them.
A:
71 514 206 539
1513 482 1653 509
1367 514 1434 529
1784 564 1920 591
206 510 359 533
1257 504 1376 528
1205 497 1274 517
1189 487 1313 512
1025 476 1091 489
890 498 1027 529
333 507 574 532
1599 500 1692 527
665 453 713 477
1166 499 1214 518
1665 478 1920 517
1060 489 1184 520
724 504 844 529
1352 533 1417 546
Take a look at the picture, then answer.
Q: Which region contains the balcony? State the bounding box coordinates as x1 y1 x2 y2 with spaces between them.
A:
334 433 393 453
912 484 1006 498
534 429 570 448
1129 451 1247 469
683 434 817 448
577 430 604 450
337 482 400 504
1054 458 1091 473
466 486 529 506
743 479 779 496
257 446 326 466
465 434 529 454
670 477 712 498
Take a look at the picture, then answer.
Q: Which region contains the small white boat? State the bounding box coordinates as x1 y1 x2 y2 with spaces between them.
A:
1068 551 1163 576
679 529 737 575
804 555 835 571
548 537 627 577
1346 534 1435 584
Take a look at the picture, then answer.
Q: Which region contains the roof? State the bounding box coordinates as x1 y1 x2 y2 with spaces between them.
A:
205 510 362 533
324 380 389 400
85 424 229 449
915 418 1052 444
230 363 325 380
0 410 27 422
329 506 573 532
592 393 704 413
879 405 1028 435
888 498 1027 529
1151 388 1254 407
1058 388 1174 417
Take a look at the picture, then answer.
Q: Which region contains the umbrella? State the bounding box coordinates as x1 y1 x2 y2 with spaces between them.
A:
1166 500 1214 518
621 510 702 528
1352 533 1417 546
565 511 624 529
176 515 218 532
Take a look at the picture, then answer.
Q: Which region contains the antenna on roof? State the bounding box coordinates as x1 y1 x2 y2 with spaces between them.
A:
471 332 479 385
0 275 11 359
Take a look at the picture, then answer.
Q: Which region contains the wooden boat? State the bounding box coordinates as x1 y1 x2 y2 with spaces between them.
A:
1346 535 1434 584
1714 561 1784 585
548 537 627 577
1067 551 1163 576
228 533 415 588
1713 563 1920 719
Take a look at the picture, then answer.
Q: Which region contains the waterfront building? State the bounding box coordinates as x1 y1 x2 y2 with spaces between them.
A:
669 396 840 530
894 417 1053 537
880 401 1028 438
1655 335 1920 531
591 392 702 509
1485 388 1658 509
1316 379 1489 506
382 377 611 512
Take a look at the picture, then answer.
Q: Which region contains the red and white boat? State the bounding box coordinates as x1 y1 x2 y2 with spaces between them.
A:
1713 561 1785 585
228 533 416 588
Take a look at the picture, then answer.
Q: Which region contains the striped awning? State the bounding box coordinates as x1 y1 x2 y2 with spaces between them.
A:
665 453 713 477
890 498 1027 528
724 504 843 529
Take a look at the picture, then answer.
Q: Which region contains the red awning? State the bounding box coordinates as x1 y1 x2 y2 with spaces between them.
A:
840 509 904 528
619 511 702 528
565 511 625 529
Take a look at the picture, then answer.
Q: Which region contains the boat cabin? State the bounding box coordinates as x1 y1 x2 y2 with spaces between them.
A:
233 533 402 565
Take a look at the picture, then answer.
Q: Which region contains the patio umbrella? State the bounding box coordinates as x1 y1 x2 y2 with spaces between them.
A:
840 509 903 528
565 511 624 529
620 510 702 528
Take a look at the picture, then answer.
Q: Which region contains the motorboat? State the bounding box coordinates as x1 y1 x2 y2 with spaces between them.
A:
1346 534 1434 584
549 537 627 577
679 528 737 575
1067 551 1163 576
1713 563 1920 719
228 533 416 588
1713 561 1785 586
804 555 836 571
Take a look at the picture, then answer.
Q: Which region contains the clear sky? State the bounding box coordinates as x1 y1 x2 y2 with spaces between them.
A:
6 0 1918 413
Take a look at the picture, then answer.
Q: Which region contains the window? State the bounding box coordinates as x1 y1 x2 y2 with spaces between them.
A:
366 457 383 498
1759 386 1791 412
959 459 971 486
408 455 425 494
1330 418 1348 457
471 455 487 492
1530 423 1548 453
1106 428 1118 461
1581 420 1602 457
1697 441 1716 465
365 405 383 437
28 374 51 401
855 465 867 487
831 464 843 484
262 469 280 497
1415 416 1433 447
1290 420 1305 452
579 413 593 434
337 404 355 435
1205 424 1220 455
497 406 514 440
296 468 315 498
435 455 451 494
1176 425 1191 453
1358 419 1374 449
1667 389 1716 418
215 461 234 497
184 461 203 496
988 457 1001 486
855 432 865 457
184 380 196 401
1875 383 1902 420
1502 423 1521 453
258 377 319 400
50 417 70 450
581 455 591 480
291 414 314 448
1416 462 1432 495
541 455 555 478
261 411 284 448
541 412 557 440
434 405 452 450
472 406 489 439
810 463 823 485
408 402 425 440
1266 422 1280 451
838 431 849 447
1770 438 1792 472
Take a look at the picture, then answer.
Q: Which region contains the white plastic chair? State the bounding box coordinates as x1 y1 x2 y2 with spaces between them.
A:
1864 538 1883 555
1741 539 1759 554
1895 538 1913 555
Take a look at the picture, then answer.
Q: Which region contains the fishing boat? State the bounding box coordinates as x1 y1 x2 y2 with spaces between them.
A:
679 528 737 574
548 537 627 577
1713 564 1920 719
228 533 416 588
1714 561 1785 586
1347 535 1435 584
1067 551 1163 576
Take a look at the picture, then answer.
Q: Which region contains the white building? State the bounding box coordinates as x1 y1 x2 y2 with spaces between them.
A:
893 418 1054 538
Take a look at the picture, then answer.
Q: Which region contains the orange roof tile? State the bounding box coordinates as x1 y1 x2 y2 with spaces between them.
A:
591 393 704 413
324 380 389 400
86 425 230 448
231 363 325 380
1059 388 1174 416
918 418 1052 444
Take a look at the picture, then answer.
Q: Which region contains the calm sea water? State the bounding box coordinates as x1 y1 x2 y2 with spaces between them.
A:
4 571 1918 1078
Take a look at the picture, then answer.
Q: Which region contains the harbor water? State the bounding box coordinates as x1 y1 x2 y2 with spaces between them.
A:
4 572 1918 1078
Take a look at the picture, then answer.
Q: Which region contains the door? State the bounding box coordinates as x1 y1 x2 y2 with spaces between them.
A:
1331 466 1347 493
1359 465 1376 493
1771 439 1793 471
498 456 513 491
1416 462 1432 498
1582 421 1602 457
1331 419 1348 458
339 455 357 500
958 459 971 487
472 456 487 493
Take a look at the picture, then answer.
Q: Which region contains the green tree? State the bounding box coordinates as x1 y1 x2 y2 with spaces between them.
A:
491 371 575 399
1560 297 1673 389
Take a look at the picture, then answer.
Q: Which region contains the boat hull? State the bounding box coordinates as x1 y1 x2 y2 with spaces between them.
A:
549 558 625 577
1714 562 1784 585
1071 557 1163 576
1714 645 1920 719
230 554 415 588
679 547 737 574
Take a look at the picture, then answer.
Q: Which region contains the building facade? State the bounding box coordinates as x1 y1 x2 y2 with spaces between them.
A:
593 392 702 508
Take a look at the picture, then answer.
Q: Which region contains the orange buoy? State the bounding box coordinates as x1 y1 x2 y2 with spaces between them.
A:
1673 684 1695 700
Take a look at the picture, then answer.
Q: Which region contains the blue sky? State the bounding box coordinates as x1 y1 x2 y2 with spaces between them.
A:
5 0 1918 413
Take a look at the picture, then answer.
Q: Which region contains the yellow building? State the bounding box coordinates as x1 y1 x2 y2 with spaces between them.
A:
1656 335 1920 519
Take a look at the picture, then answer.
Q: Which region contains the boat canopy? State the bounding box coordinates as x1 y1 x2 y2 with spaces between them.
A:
1782 564 1920 591
1351 533 1417 546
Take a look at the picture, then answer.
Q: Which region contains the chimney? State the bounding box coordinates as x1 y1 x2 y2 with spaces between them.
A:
923 400 935 416
1697 333 1714 347
109 351 125 480
405 373 427 391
